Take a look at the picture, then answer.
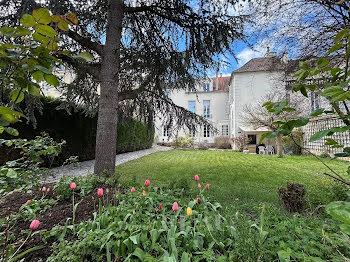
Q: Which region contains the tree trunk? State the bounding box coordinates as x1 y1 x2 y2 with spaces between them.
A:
94 0 124 176
276 133 283 157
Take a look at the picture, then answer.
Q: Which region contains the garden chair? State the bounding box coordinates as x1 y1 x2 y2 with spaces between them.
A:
266 145 275 155
258 146 265 154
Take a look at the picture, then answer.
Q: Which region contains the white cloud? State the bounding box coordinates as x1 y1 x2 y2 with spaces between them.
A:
236 46 264 67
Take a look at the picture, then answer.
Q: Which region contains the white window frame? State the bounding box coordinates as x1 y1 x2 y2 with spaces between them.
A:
203 125 210 138
203 100 211 118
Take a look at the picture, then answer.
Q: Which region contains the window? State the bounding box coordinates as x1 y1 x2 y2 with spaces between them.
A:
163 126 171 137
247 134 257 145
203 100 210 118
311 92 320 112
203 84 210 92
188 87 196 92
203 125 210 137
221 125 229 136
190 129 196 137
188 101 196 113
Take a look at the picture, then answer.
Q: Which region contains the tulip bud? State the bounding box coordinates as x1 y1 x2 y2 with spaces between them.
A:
42 187 46 192
131 187 135 193
198 183 201 189
154 208 158 214
29 220 40 230
205 184 210 190
56 196 60 200
172 202 178 212
97 188 103 197
159 203 163 209
142 190 146 196
70 182 76 190
26 200 31 205
47 188 50 192
197 198 201 204
194 175 199 181
186 207 192 216
144 179 150 187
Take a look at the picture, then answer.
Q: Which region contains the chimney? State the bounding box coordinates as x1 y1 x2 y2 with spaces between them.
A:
265 46 274 57
215 68 219 91
281 51 288 64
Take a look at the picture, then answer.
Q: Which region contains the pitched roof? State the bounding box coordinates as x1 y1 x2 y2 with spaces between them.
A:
233 57 285 73
211 76 230 92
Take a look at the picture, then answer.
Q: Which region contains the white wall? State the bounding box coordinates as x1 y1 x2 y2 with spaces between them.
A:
230 71 284 137
155 87 230 144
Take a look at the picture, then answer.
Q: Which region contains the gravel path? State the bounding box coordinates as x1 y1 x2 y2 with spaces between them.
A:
44 145 172 183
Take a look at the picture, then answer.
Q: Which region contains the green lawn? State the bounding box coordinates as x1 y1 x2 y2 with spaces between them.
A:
116 149 348 206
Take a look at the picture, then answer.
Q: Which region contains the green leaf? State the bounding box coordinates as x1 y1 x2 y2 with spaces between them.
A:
32 8 51 24
34 64 51 74
326 201 350 224
328 43 344 54
28 84 41 96
33 32 50 45
20 14 36 27
325 138 338 146
44 74 59 87
5 127 19 136
309 130 331 142
0 26 16 37
334 29 350 43
317 58 328 68
310 108 325 117
32 71 44 82
181 252 190 262
14 26 31 37
340 223 350 235
132 248 145 260
10 89 24 103
6 168 17 178
75 52 94 62
35 24 56 37
58 20 69 31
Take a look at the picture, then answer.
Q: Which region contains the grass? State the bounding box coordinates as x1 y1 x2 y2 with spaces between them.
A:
116 149 348 207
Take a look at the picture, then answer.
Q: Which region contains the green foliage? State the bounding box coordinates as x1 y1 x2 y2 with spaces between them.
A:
54 175 102 201
0 133 64 193
282 130 303 155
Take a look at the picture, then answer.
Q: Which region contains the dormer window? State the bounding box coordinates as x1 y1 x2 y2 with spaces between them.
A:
203 84 210 92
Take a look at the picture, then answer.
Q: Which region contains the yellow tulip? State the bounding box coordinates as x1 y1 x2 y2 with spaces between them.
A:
187 207 192 216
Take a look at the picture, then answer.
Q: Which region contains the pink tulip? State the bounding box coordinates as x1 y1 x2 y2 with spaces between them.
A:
29 220 40 230
194 175 199 181
47 188 50 192
205 184 210 190
97 188 103 197
198 183 201 189
172 202 178 212
70 182 76 190
131 187 135 193
56 196 60 200
144 179 150 187
26 200 31 205
159 203 163 209
197 198 201 204
42 187 46 192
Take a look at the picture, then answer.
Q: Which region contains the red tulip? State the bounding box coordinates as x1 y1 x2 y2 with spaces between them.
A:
159 203 163 209
144 179 150 187
131 187 135 193
198 183 201 189
42 187 46 192
29 220 40 230
26 200 31 205
205 184 210 190
197 198 201 204
154 208 158 214
70 182 76 190
194 175 199 181
172 202 179 212
97 188 103 197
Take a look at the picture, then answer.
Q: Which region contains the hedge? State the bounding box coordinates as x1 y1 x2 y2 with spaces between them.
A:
0 98 154 166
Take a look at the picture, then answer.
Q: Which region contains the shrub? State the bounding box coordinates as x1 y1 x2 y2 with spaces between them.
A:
0 98 154 166
214 136 231 149
171 133 195 148
197 141 209 150
278 183 307 213
230 136 251 152
282 130 303 155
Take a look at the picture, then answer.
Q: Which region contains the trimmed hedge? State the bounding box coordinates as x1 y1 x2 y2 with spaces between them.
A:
0 98 154 166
